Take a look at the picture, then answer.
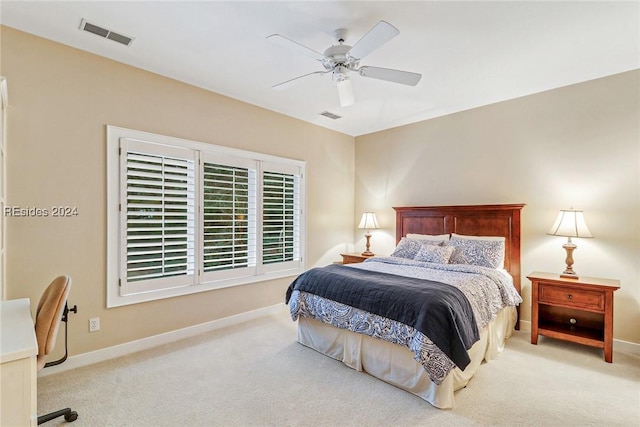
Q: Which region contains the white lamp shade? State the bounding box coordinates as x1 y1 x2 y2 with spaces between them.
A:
547 209 593 238
337 77 355 107
358 212 379 230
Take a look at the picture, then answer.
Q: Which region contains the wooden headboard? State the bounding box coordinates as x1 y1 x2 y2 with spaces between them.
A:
394 204 525 326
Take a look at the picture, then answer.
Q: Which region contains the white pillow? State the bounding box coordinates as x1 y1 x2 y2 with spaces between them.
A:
450 233 505 241
406 233 450 242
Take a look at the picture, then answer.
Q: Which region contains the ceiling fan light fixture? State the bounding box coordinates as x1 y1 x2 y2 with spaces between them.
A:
336 75 355 107
268 20 421 107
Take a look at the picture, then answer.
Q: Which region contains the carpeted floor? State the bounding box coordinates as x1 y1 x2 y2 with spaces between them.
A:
38 305 640 426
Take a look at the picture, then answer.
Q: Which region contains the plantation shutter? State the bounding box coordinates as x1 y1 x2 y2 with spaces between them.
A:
108 126 307 307
261 162 302 272
120 138 196 295
201 154 257 281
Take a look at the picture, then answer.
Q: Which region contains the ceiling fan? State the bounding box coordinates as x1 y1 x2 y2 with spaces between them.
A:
267 21 422 107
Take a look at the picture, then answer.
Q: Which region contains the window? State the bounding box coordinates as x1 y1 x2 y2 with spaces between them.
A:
201 160 255 273
107 126 305 307
262 168 300 267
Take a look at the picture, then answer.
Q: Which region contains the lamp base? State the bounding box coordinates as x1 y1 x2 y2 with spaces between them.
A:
362 232 374 258
561 240 579 279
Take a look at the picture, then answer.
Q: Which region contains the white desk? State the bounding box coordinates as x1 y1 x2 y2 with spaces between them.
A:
1 298 38 426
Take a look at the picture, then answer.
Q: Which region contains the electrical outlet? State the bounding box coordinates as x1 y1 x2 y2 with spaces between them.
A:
89 317 100 332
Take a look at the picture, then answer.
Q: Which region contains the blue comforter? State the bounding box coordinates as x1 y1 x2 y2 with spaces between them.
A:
286 263 479 370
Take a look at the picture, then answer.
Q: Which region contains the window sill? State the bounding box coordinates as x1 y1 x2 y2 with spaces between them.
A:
106 267 304 308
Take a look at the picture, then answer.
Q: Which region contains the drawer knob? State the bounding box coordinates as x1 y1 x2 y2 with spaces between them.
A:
567 294 572 299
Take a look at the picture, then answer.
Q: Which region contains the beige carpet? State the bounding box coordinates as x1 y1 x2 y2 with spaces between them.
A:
38 305 640 426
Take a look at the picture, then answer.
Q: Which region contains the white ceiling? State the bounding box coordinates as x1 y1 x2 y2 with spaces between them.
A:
1 1 639 136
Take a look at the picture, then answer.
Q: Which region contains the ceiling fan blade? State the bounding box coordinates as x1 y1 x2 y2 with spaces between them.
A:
358 66 422 86
266 34 325 62
272 70 329 90
347 21 399 61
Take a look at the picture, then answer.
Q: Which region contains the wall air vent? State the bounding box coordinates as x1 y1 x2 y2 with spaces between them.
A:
319 111 342 120
79 19 134 46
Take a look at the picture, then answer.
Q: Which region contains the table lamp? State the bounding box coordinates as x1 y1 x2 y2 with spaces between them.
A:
358 212 379 256
547 208 593 279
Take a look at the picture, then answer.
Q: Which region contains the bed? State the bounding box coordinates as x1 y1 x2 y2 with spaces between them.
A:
286 204 524 408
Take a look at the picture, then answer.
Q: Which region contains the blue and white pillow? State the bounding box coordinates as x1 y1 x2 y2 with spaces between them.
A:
413 244 455 264
448 234 505 269
390 237 442 259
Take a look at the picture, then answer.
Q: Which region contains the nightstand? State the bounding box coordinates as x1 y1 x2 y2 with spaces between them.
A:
527 271 620 362
340 253 373 264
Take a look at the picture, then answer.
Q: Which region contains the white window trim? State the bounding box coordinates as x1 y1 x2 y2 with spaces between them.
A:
106 126 306 308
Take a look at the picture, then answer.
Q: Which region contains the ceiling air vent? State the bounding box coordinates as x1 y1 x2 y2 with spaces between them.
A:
319 111 342 120
79 19 134 46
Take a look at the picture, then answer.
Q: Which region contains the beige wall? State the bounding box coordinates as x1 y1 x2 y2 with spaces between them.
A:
3 23 638 360
1 26 355 358
355 70 640 344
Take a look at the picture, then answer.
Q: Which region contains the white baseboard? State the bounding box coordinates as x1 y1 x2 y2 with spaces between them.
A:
518 320 640 355
39 303 287 377
519 319 531 331
614 338 640 355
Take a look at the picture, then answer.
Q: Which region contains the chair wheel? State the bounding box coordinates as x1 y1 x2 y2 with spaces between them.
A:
64 411 78 422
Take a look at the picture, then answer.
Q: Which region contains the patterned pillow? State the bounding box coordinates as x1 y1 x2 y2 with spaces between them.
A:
413 244 455 264
448 234 505 269
390 237 442 259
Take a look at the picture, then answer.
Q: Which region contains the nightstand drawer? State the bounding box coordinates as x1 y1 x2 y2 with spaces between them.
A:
539 284 604 311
